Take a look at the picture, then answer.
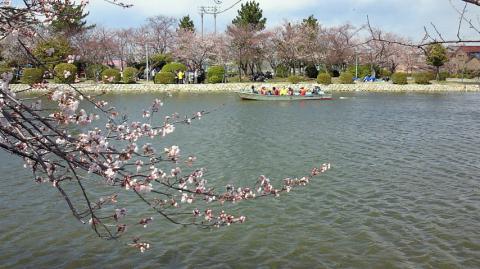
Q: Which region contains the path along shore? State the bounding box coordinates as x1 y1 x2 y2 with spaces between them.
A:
10 82 480 94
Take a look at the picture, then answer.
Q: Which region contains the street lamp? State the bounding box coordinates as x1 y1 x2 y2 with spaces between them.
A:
355 50 358 79
145 43 150 82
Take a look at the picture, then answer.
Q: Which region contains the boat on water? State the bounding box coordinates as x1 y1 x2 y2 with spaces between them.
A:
238 92 333 101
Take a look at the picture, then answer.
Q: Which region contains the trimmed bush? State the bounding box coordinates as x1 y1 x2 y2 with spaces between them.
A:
275 65 289 78
391 72 408 85
122 67 138 84
154 72 175 84
347 64 378 79
317 73 332 85
288 75 302 84
379 69 392 78
21 68 44 84
305 64 319 79
86 64 108 81
339 72 354 84
0 67 17 83
54 63 77 84
161 62 187 74
438 71 449 81
101 68 121 84
414 72 431 84
207 66 225 84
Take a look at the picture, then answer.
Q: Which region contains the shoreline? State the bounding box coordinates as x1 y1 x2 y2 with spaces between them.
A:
9 82 480 94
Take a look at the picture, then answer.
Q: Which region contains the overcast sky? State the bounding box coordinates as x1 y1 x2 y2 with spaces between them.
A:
12 0 480 40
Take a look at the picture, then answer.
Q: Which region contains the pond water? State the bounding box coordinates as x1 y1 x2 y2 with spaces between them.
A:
1 92 479 268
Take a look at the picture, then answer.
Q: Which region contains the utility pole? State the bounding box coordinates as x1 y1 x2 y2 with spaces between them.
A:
199 7 205 39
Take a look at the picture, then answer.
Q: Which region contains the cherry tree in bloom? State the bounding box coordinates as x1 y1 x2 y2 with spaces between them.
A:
0 0 331 252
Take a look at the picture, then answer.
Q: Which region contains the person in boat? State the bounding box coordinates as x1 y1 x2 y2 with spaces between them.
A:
260 87 265 95
287 87 294 96
251 85 258 94
299 87 307 96
312 86 319 95
280 87 288 96
274 87 280 96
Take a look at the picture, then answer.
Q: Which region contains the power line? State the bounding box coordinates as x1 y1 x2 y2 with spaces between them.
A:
198 0 244 36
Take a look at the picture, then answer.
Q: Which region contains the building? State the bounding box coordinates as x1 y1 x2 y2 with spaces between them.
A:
447 46 480 74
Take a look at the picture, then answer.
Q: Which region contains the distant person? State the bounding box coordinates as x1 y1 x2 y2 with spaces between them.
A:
178 70 184 84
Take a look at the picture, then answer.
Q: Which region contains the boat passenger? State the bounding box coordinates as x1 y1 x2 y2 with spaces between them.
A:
300 87 307 96
251 85 258 94
274 87 280 95
280 88 288 96
287 87 294 96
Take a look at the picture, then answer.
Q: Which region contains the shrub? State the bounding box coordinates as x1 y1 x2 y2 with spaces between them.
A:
391 72 408 85
305 64 319 78
86 64 108 81
339 72 354 84
161 62 187 74
288 75 303 84
54 63 77 84
414 72 431 84
20 68 44 84
317 73 332 85
347 64 378 79
379 69 392 78
207 66 225 84
122 67 138 84
154 72 175 84
438 71 449 81
101 68 121 83
275 65 289 78
0 67 17 83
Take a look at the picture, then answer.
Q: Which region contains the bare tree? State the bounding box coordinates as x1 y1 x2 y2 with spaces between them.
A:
144 15 177 54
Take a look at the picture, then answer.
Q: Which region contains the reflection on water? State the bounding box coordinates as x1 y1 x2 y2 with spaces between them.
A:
1 92 479 268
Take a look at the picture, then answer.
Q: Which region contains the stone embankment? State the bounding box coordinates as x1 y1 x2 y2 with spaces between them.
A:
9 82 480 94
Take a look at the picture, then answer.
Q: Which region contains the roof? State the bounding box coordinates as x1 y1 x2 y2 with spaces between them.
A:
457 46 480 53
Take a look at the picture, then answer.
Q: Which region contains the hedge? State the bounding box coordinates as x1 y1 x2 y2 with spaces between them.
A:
122 67 138 84
54 63 77 84
21 68 44 84
101 68 121 84
154 72 175 84
288 75 302 84
317 73 331 85
207 66 225 84
391 72 408 85
339 72 354 84
414 73 431 84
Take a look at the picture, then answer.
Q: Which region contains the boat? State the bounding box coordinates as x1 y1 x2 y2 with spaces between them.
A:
238 92 333 101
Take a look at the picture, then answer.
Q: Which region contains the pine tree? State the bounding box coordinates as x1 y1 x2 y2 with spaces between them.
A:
50 0 94 37
426 43 448 80
232 1 267 30
178 15 195 32
302 15 318 30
